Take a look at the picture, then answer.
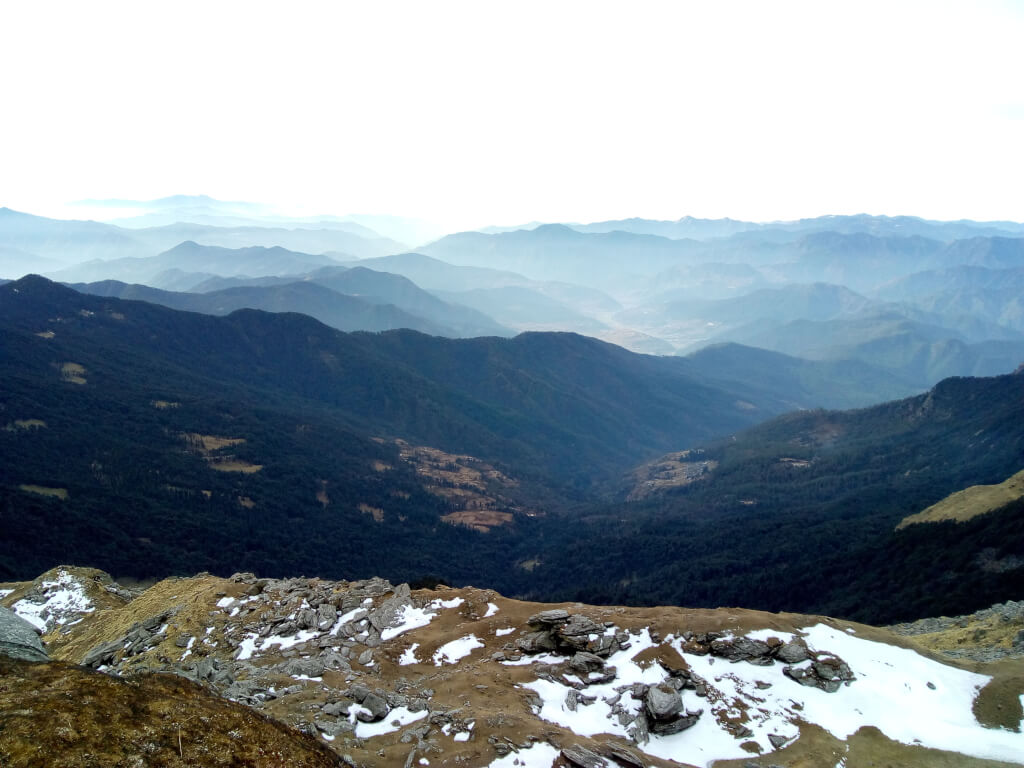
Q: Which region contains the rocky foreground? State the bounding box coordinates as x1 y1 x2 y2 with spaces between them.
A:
2 567 1023 768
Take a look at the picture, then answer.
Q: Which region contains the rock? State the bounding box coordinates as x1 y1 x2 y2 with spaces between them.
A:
174 634 192 648
648 710 701 735
295 608 318 630
560 744 609 768
0 606 48 663
568 651 605 673
322 700 350 717
81 638 121 668
783 654 854 692
316 603 337 630
358 692 389 722
516 631 558 654
565 689 580 712
775 639 810 664
598 743 645 768
527 609 570 626
358 648 374 665
644 683 683 720
281 657 326 677
368 584 412 632
710 636 772 662
768 733 791 749
558 615 604 637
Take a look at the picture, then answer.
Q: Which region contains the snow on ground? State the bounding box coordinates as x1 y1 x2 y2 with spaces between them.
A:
380 596 466 641
783 623 1023 764
399 643 421 665
524 628 660 738
235 629 318 660
523 623 1024 767
496 627 515 637
353 707 428 738
382 605 438 641
433 634 484 666
12 569 94 632
216 596 234 608
483 743 561 768
0 589 13 599
484 602 499 617
432 597 464 610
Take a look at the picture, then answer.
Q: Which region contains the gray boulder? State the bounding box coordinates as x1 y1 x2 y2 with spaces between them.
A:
0 606 48 662
527 609 570 626
775 638 811 664
644 683 683 721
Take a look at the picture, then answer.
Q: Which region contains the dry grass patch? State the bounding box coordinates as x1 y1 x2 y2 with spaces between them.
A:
898 468 1024 529
34 330 54 339
152 400 180 409
18 484 68 500
208 458 262 473
183 433 246 452
627 450 717 500
4 419 46 431
358 503 384 522
394 440 526 530
58 361 86 384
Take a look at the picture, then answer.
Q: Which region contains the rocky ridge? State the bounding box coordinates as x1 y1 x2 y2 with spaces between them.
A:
2 567 1023 768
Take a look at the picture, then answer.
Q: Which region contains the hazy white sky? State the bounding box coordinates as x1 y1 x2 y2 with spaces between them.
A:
1 0 1022 229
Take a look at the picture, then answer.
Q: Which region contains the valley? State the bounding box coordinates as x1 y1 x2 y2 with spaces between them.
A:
2 202 1023 765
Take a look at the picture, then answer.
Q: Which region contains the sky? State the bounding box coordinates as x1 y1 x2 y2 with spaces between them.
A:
1 0 1022 230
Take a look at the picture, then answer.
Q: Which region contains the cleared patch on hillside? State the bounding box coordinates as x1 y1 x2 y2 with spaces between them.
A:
58 361 86 384
394 439 531 531
18 484 68 500
359 502 384 522
898 469 1024 529
627 449 717 500
4 419 46 431
34 330 54 339
151 400 180 409
181 433 262 473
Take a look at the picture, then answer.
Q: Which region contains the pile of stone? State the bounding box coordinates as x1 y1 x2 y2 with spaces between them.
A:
509 610 856 744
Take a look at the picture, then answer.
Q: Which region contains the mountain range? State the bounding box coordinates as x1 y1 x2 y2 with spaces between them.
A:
2 275 1021 625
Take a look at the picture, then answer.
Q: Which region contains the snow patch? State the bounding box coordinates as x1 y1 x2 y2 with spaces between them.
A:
12 569 94 633
495 627 515 637
433 634 484 666
353 707 428 738
399 643 421 666
216 596 234 608
484 602 499 617
382 605 437 641
484 742 560 768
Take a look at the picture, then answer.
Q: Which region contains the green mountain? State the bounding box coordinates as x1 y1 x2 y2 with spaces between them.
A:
0 275 810 582
69 279 454 336
513 369 1024 623
192 264 511 338
4 276 1022 624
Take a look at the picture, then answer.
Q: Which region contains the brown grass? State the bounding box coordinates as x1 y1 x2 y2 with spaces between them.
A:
152 400 180 409
897 468 1024 529
0 659 343 768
